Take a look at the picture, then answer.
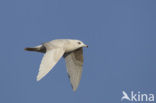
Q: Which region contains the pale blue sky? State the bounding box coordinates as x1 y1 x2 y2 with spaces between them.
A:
0 0 156 103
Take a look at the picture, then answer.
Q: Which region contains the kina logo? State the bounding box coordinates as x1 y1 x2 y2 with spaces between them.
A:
121 91 154 102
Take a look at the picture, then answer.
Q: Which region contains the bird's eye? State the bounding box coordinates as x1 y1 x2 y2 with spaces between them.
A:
78 42 81 44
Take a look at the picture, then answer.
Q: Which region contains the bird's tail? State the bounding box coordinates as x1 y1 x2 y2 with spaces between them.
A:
24 45 46 53
24 47 39 51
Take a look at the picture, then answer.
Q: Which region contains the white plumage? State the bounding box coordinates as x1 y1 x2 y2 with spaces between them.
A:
25 39 88 91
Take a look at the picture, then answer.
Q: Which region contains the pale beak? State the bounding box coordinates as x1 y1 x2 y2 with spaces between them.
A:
84 44 88 48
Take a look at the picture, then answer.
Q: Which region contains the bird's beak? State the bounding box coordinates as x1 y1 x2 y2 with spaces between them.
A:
84 44 88 48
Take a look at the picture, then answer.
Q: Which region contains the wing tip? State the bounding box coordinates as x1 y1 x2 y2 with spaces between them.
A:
36 78 40 82
36 72 47 82
36 75 42 81
72 88 77 92
72 85 78 92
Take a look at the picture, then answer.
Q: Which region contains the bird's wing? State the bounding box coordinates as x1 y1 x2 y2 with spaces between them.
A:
37 48 65 81
64 48 83 91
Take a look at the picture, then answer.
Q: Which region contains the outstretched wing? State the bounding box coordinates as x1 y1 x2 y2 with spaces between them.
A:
64 48 83 91
37 48 64 81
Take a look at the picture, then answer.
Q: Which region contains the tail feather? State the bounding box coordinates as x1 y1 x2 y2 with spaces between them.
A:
24 47 39 51
24 45 46 53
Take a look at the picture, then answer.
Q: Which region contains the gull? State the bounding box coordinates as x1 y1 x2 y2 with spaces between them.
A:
121 91 131 101
25 39 88 91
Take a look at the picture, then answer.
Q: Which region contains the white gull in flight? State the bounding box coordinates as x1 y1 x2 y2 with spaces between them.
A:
25 39 88 91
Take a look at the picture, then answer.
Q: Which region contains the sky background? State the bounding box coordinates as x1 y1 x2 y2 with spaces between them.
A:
0 0 156 103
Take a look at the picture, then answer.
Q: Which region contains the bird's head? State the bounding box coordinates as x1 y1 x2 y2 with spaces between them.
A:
65 39 88 52
74 40 88 48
